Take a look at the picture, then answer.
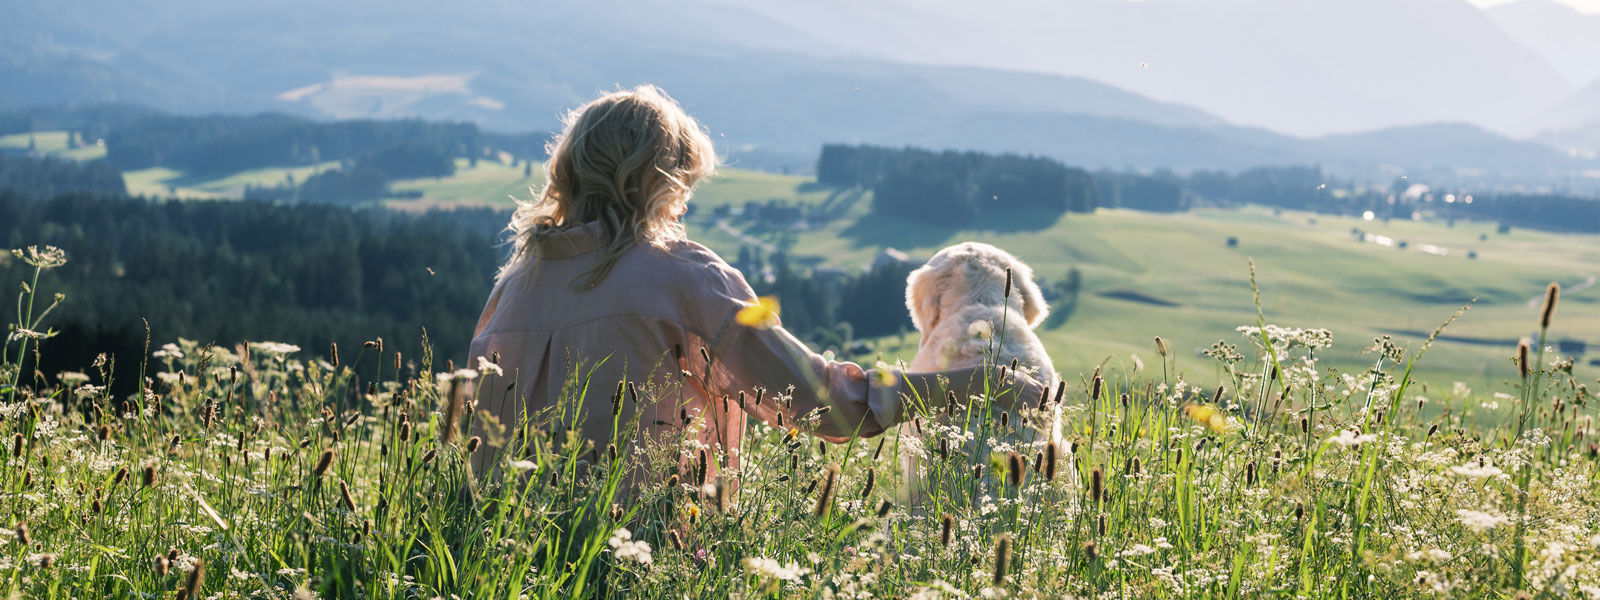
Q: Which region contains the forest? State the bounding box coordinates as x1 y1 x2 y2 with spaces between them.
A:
0 190 507 395
819 143 1600 233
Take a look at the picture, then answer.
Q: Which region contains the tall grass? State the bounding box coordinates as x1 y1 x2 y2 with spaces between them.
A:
2 245 1596 599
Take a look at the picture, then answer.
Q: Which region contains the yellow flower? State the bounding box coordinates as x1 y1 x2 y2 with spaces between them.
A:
736 296 782 329
1184 403 1215 424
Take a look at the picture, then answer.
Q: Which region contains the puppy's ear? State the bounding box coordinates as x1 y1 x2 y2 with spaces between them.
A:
906 264 943 332
1016 267 1049 328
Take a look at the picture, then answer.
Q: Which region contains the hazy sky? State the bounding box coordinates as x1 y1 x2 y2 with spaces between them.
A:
1468 0 1600 12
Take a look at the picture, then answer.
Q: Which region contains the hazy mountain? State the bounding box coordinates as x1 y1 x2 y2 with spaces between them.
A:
1485 0 1600 87
1 0 1592 179
725 0 1575 137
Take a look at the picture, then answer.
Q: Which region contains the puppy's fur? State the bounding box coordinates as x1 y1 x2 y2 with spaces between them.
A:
902 242 1062 499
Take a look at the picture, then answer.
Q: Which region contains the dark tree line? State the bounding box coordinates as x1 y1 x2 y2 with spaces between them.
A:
102 113 483 174
0 155 127 199
818 144 1099 224
734 247 917 350
821 145 1597 233
0 191 508 396
0 104 160 140
295 139 459 205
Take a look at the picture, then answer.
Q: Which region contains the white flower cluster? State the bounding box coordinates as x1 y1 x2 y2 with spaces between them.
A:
1236 324 1334 350
607 528 652 565
743 556 811 582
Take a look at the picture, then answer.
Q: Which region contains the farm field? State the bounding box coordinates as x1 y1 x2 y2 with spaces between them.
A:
0 130 107 161
382 159 1600 396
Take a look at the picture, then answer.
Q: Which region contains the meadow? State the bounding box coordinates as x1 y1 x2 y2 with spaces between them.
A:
2 243 1596 599
4 146 1596 598
381 157 1600 395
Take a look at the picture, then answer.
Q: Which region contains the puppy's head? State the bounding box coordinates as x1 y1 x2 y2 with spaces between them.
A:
906 242 1049 332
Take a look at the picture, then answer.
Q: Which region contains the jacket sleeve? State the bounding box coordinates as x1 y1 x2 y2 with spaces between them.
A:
686 259 902 441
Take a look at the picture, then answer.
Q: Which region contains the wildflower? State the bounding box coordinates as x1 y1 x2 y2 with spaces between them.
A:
476 356 503 377
1456 509 1509 532
248 341 301 355
743 556 809 582
58 371 89 385
608 528 653 565
968 320 993 341
1449 461 1503 479
508 460 537 472
736 295 781 329
12 245 67 269
1328 430 1377 448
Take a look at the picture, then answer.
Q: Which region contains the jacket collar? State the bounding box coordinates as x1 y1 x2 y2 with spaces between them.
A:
534 221 606 259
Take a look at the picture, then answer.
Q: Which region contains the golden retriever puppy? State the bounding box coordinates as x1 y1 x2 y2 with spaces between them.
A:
900 242 1061 501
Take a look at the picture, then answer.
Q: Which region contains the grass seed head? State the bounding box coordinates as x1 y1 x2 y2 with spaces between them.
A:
313 449 335 478
814 465 839 518
1007 452 1023 488
1540 281 1560 329
183 558 205 596
1045 441 1059 481
940 513 954 547
1090 467 1104 504
1518 338 1532 379
993 534 1013 585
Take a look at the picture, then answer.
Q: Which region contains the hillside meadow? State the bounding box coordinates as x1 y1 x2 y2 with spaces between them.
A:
378 157 1600 396
2 242 1597 599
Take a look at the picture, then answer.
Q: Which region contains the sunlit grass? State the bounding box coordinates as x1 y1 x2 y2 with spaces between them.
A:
2 247 1596 599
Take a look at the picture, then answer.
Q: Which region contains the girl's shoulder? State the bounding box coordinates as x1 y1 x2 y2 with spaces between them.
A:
651 238 753 298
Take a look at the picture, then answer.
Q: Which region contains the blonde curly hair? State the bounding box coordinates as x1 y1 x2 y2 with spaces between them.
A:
506 85 717 288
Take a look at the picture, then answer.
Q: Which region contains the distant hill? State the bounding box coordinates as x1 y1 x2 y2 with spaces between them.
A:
728 0 1577 137
1 0 1595 182
1485 0 1600 87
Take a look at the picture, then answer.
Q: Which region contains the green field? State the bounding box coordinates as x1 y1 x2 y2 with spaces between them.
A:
123 162 339 200
380 160 1600 394
0 130 107 161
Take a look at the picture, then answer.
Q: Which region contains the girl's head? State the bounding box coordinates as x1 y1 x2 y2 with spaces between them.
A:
508 85 717 285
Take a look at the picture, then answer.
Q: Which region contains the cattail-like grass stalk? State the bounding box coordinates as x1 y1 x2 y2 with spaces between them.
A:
183 558 205 597
313 449 335 479
1045 441 1059 481
339 480 357 511
814 465 839 517
861 468 875 499
1090 467 1104 504
1154 336 1169 357
1517 338 1532 380
940 513 954 547
992 534 1013 585
1540 281 1559 330
330 343 339 368
442 377 464 445
1006 452 1023 488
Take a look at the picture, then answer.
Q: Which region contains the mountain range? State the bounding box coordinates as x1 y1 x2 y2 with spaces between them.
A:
2 0 1598 184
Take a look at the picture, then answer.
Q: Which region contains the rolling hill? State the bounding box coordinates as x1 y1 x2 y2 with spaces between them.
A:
3 0 1596 182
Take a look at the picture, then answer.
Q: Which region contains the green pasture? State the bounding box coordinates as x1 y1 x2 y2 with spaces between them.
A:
371 159 1600 394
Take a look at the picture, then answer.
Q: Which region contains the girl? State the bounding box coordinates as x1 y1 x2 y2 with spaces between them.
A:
467 85 1040 476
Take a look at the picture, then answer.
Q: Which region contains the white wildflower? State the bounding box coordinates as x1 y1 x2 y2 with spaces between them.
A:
743 556 810 582
476 356 503 377
1456 509 1509 533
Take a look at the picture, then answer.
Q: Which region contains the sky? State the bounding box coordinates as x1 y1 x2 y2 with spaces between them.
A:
1468 0 1600 12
